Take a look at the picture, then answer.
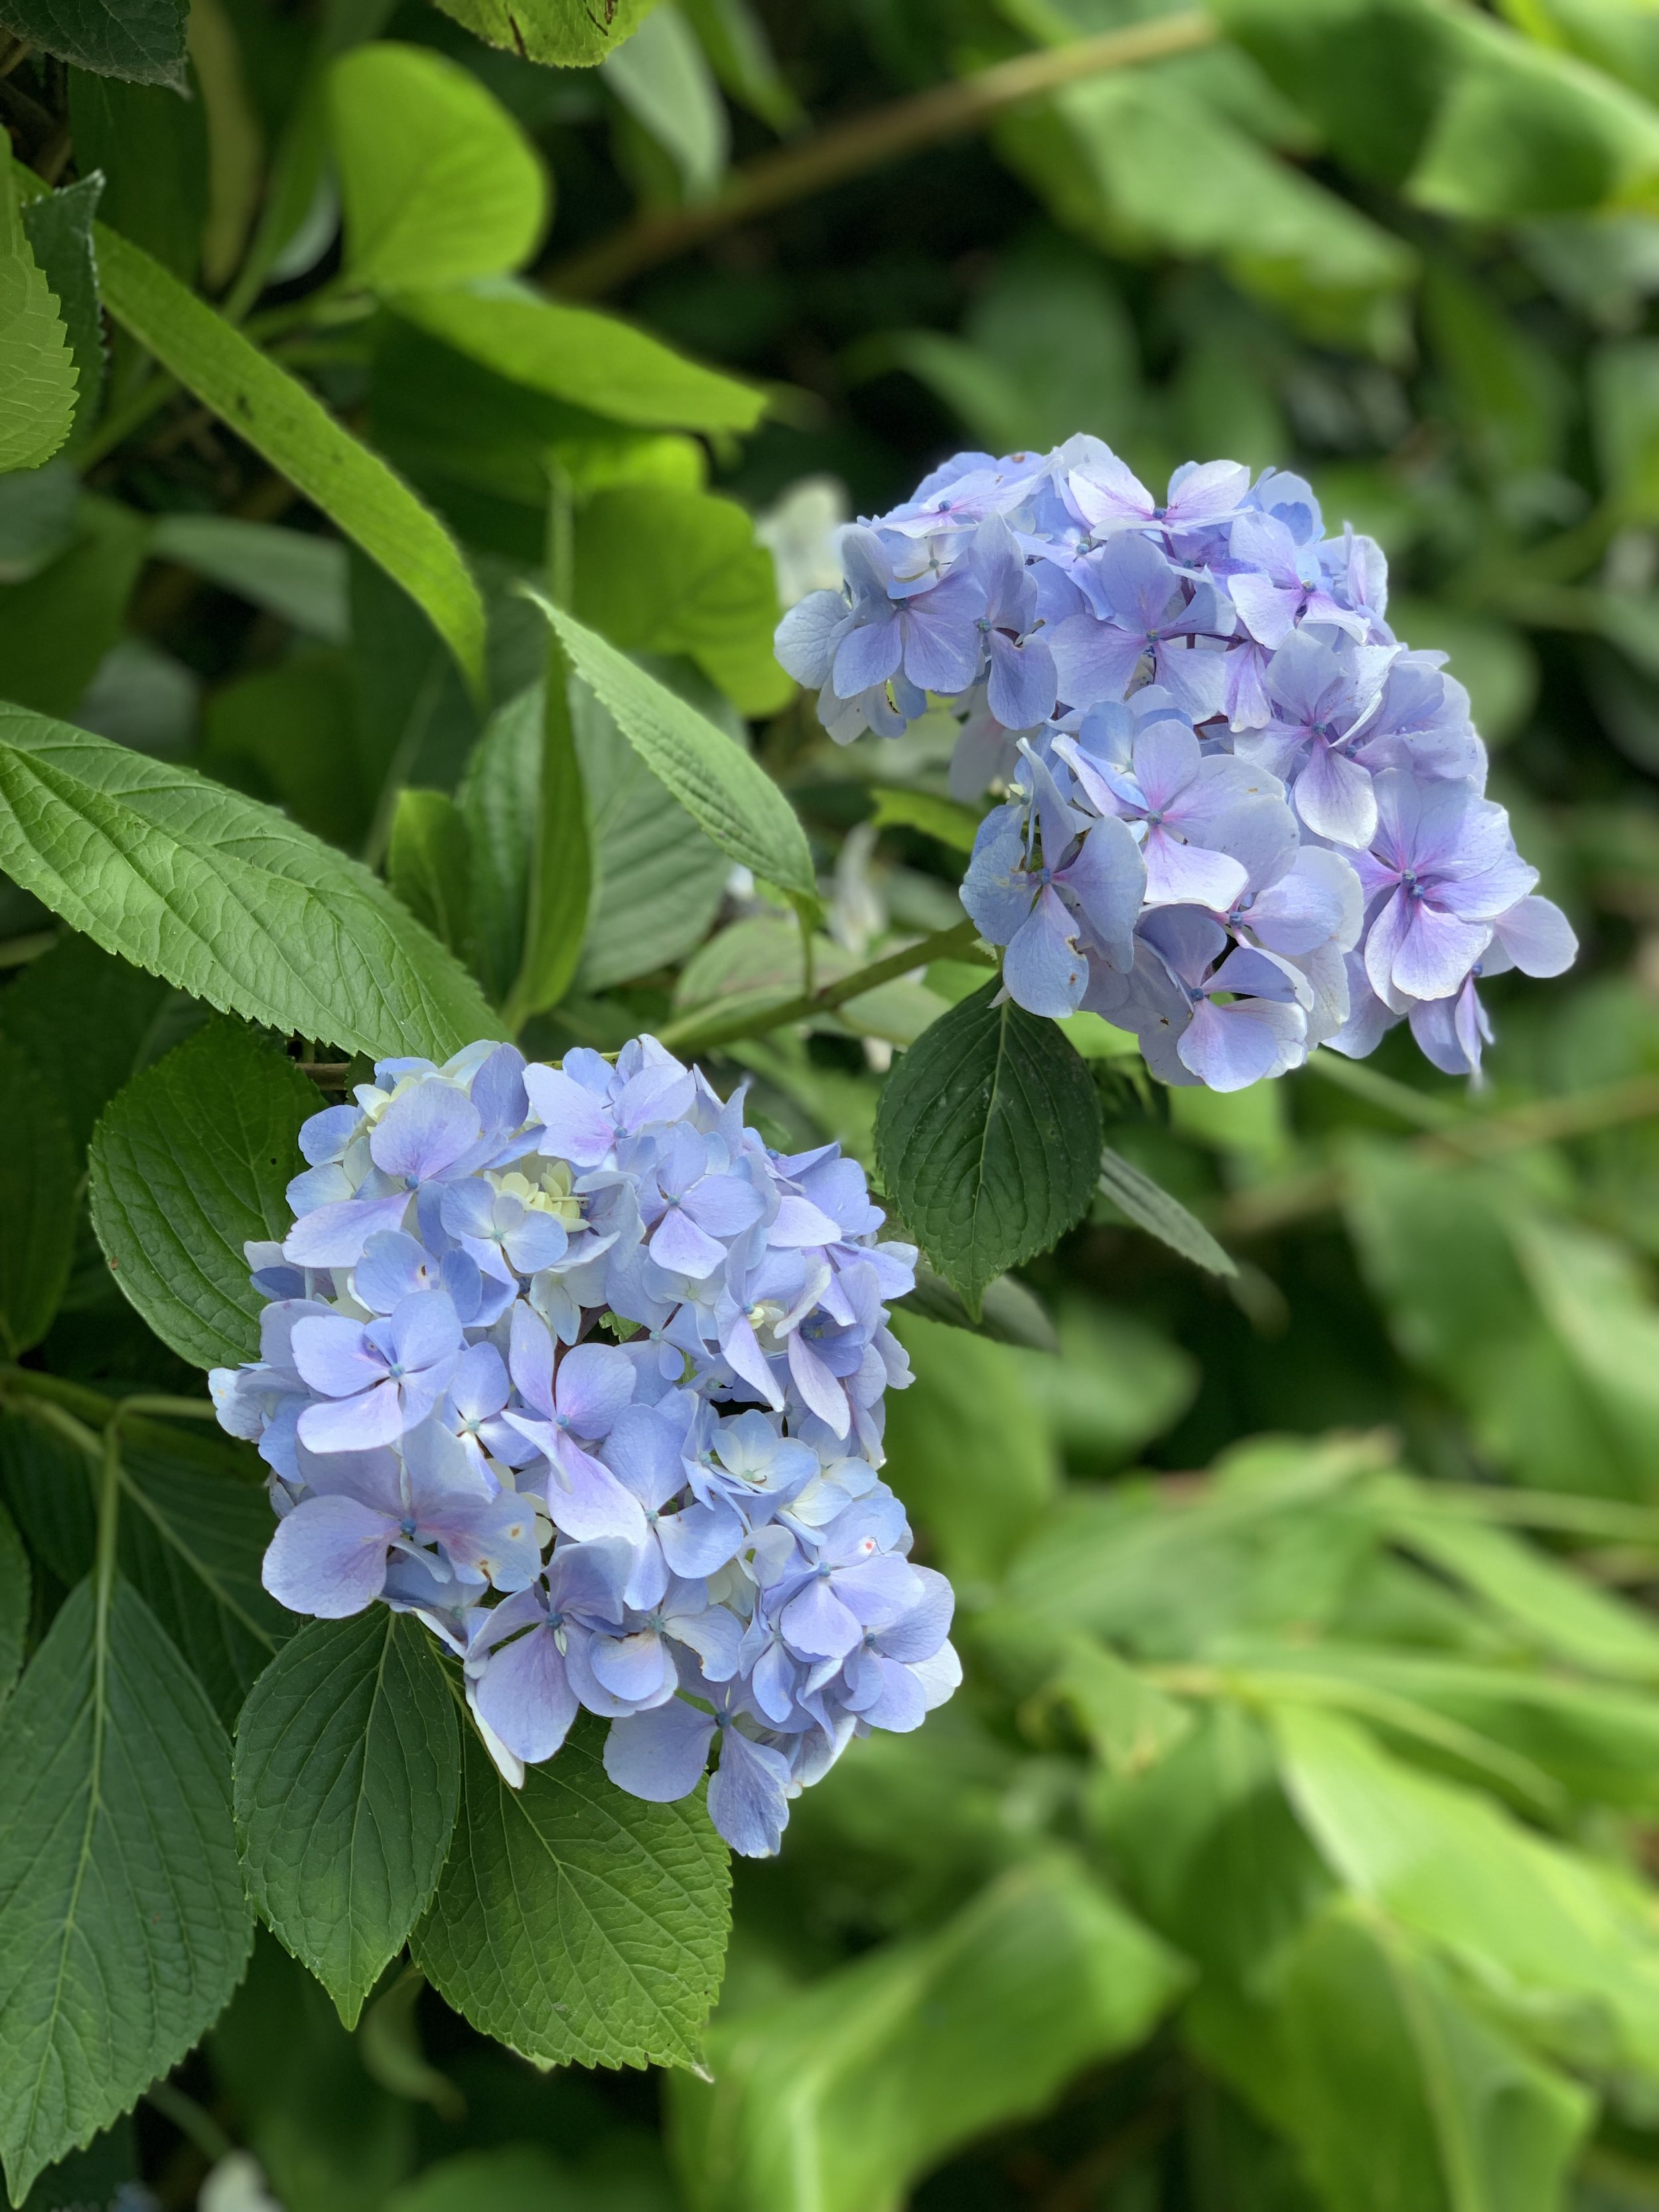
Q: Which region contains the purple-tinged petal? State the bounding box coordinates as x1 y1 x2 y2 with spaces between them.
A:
283 1193 411 1268
369 1082 481 1183
603 1698 717 1801
708 1728 793 1857
262 1495 392 1617
297 1382 407 1453
474 1627 579 1763
554 1343 636 1438
1293 744 1377 848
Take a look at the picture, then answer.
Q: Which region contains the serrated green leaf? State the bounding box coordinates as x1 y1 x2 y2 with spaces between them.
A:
875 983 1102 1315
19 177 104 447
0 157 78 476
412 1714 729 2070
0 0 184 83
88 1020 320 1369
89 220 486 694
234 1612 461 2029
530 595 816 903
0 1578 251 2202
424 0 660 72
0 1040 75 1358
573 487 790 715
390 283 765 432
1097 1145 1238 1277
0 705 497 1059
669 1853 1187 2212
328 44 549 293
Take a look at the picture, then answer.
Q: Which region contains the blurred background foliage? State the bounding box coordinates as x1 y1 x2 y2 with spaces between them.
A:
19 0 1659 2205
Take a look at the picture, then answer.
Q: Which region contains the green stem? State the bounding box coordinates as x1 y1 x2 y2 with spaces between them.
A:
144 2079 235 2164
545 10 1216 299
659 917 988 1057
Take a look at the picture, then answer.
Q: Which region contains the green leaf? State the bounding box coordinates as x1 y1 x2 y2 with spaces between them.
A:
530 595 817 903
389 283 765 432
68 73 205 283
504 651 590 1031
0 493 150 717
88 1019 321 1370
0 1500 27 1708
0 1578 252 2202
19 178 104 447
1097 1144 1239 1277
234 1611 461 2029
668 1853 1188 2212
573 487 790 715
457 686 541 1009
150 516 349 642
385 2147 569 2212
424 0 662 70
678 0 803 133
0 157 78 476
201 648 370 849
875 983 1102 1315
868 784 983 853
573 670 731 994
0 0 185 84
0 1040 75 1358
328 44 549 293
116 1422 292 1730
90 220 486 696
388 789 476 973
602 3 729 200
1269 1900 1591 2212
1039 1636 1195 1779
1272 1702 1659 2073
0 705 498 1059
902 1262 1060 1352
411 1714 730 2069
881 1313 1058 1581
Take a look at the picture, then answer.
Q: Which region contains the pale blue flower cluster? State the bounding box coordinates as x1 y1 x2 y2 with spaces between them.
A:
776 441 1577 1084
211 1039 954 1858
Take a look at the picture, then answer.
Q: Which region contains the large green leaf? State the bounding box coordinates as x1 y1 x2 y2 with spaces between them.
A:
875 982 1102 1315
0 705 496 1060
328 44 549 293
234 1611 461 2029
1273 1702 1659 2073
531 597 817 903
411 1715 730 2070
573 487 790 715
424 0 661 72
88 1019 320 1370
0 158 78 476
0 1039 75 1358
0 1578 252 2201
389 284 765 432
87 219 486 694
669 1853 1188 2212
0 0 185 84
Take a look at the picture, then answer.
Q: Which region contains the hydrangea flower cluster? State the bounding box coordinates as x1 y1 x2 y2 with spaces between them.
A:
776 441 1577 1086
211 1039 954 1858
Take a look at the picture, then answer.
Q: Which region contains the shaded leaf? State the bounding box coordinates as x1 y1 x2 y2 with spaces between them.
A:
18 177 103 447
0 1579 251 2201
423 0 662 73
412 1714 729 2069
0 1041 75 1358
875 983 1102 1315
88 1019 320 1369
0 0 185 84
389 789 476 973
1098 1144 1238 1277
234 1611 461 2028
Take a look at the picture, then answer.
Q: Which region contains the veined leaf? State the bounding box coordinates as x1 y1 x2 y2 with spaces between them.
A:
19 176 104 447
529 595 817 903
88 220 486 694
1097 1145 1238 1277
388 789 476 973
0 705 497 1059
234 1611 461 2029
504 650 590 1033
412 1715 729 2070
328 44 549 293
0 155 78 475
0 1579 251 2201
390 283 765 432
424 0 662 72
0 0 186 84
88 1020 321 1370
875 983 1102 1314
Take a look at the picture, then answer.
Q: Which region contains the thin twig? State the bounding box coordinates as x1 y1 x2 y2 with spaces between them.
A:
658 918 988 1057
545 11 1216 298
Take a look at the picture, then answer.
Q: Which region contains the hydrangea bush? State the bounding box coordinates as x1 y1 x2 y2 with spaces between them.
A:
778 443 1578 1088
211 1037 952 1858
